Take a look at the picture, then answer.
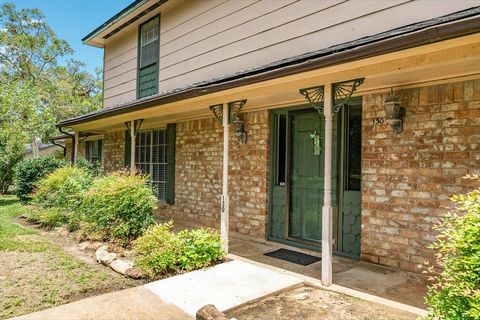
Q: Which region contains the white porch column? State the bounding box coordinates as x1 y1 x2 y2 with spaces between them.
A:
322 83 333 286
130 120 136 173
221 104 230 253
73 131 79 164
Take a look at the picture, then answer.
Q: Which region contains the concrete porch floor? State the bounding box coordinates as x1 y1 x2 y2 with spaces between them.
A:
229 236 428 310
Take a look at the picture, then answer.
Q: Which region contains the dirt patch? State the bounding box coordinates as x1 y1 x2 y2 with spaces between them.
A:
226 285 417 320
1 216 142 319
14 217 119 268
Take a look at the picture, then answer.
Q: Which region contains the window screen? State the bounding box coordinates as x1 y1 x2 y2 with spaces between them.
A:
85 140 102 164
140 17 159 68
135 129 167 201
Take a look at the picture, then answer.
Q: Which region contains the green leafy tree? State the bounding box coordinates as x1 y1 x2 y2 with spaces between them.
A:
0 80 45 193
0 3 102 191
424 175 480 319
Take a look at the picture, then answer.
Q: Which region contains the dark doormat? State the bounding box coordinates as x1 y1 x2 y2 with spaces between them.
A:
264 248 321 266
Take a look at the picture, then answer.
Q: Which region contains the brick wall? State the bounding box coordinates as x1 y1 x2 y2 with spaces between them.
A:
64 140 85 161
361 79 480 272
158 110 270 239
65 141 72 161
103 130 126 172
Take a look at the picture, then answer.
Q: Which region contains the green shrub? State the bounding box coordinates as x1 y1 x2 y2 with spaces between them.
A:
134 221 225 278
14 157 67 203
75 158 102 176
80 171 157 245
424 175 480 320
33 166 93 211
134 221 182 277
24 206 68 229
177 228 224 271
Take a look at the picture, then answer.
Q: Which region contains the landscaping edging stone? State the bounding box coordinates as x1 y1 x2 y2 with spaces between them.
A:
93 245 143 279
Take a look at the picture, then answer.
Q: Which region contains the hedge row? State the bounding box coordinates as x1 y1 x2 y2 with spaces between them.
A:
25 165 157 245
22 162 225 277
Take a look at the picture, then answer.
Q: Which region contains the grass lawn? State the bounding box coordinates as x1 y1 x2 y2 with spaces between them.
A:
0 195 138 319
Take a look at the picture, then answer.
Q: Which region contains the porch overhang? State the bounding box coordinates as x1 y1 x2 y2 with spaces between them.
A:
59 7 480 131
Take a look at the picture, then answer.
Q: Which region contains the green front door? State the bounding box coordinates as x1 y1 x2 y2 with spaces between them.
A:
269 107 337 248
288 110 324 242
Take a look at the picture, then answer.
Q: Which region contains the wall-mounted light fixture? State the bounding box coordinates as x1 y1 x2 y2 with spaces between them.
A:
383 89 405 134
232 116 247 144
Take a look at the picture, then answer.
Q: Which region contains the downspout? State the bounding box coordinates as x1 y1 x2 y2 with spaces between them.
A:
49 139 67 158
58 127 75 163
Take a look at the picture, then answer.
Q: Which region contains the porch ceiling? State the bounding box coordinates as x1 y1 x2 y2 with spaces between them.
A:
73 34 480 133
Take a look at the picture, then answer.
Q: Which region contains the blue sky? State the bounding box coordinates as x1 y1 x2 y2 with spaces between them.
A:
2 0 133 74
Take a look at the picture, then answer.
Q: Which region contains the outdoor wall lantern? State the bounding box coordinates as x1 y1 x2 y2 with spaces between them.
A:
232 116 247 144
383 89 405 134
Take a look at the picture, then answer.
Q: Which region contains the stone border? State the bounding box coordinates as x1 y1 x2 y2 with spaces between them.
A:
92 244 142 279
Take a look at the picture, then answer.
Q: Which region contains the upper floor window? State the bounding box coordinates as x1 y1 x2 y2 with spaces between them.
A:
137 16 160 99
85 140 102 164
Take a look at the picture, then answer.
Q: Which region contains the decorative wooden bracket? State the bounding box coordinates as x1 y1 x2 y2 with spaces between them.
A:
209 99 247 123
333 78 364 113
300 79 364 115
78 132 98 143
209 104 224 123
299 85 325 115
228 99 247 123
124 119 144 136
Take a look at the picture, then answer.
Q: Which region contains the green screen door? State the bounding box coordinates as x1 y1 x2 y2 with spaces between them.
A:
288 110 324 242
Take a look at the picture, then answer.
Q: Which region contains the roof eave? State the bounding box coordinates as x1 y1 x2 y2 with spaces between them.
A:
61 9 480 128
82 0 148 47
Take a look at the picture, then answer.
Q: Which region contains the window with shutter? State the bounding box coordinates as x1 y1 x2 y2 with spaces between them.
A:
125 124 175 202
133 128 170 201
137 16 159 99
85 140 102 164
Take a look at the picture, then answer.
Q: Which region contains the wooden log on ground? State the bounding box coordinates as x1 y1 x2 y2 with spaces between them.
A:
196 304 229 320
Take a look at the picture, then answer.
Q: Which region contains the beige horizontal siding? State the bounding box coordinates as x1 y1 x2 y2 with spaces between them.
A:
104 88 136 107
103 28 137 107
157 0 476 92
102 0 478 107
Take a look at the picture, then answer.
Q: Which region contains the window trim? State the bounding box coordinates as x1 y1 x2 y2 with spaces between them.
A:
136 14 160 99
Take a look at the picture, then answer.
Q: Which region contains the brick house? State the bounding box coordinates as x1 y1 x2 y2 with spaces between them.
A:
57 0 480 285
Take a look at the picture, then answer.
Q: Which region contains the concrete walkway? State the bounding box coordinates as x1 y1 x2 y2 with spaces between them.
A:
13 254 427 319
145 259 302 316
229 237 428 309
13 286 191 320
13 260 302 320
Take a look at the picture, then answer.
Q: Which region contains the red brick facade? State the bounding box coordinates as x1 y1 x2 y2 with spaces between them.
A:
361 79 480 272
68 78 479 273
157 110 270 239
103 131 126 172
